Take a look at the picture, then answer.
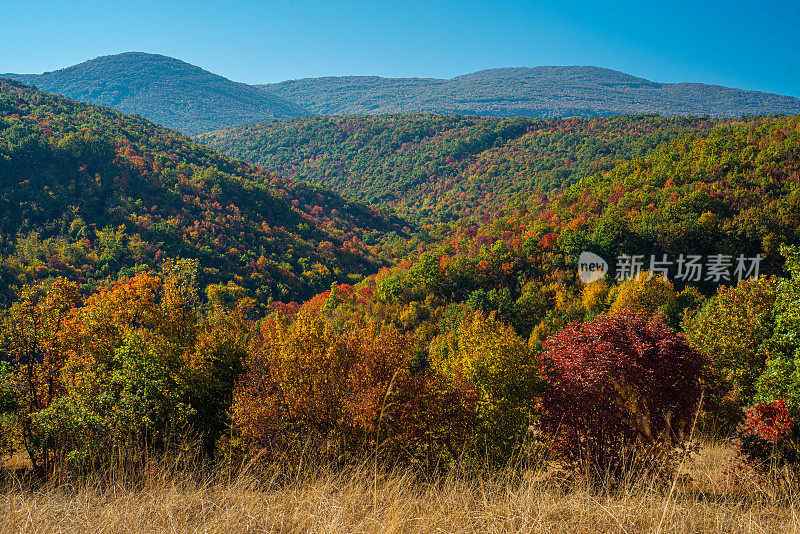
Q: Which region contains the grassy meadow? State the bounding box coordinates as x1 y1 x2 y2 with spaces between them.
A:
2 439 798 534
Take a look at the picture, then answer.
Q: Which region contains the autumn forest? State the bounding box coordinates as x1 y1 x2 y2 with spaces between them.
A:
2 50 800 531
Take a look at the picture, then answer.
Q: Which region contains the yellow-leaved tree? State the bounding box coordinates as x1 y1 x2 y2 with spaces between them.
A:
430 306 542 463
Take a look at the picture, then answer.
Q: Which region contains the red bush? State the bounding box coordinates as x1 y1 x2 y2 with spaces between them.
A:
737 399 799 468
540 310 707 475
744 400 793 443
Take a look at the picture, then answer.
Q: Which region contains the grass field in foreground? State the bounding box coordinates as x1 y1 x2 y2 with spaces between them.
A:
1 440 798 533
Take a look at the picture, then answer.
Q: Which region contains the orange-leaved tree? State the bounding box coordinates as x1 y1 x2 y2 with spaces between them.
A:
232 284 477 464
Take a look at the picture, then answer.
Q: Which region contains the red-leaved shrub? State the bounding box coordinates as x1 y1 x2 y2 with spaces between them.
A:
540 310 707 476
737 399 799 469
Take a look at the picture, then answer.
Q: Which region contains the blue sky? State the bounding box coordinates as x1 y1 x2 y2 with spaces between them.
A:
1 0 798 96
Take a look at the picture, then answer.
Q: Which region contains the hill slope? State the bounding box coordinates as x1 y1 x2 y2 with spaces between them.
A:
259 66 800 118
0 79 408 307
197 114 723 225
350 115 800 344
3 53 307 134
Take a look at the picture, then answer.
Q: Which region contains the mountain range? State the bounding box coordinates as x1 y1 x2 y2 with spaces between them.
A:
4 53 799 135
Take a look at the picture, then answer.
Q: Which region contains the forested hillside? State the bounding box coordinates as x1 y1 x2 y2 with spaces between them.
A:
203 112 800 465
259 66 800 117
0 79 408 309
198 114 723 224
412 115 800 337
3 53 307 134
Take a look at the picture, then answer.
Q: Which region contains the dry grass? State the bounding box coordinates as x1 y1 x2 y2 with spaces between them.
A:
1 440 798 533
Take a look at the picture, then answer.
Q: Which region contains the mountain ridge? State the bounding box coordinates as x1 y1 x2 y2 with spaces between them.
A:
259 65 800 118
2 52 307 134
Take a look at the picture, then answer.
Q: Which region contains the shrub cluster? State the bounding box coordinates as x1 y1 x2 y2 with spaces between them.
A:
736 400 800 468
686 245 800 469
9 247 800 479
231 289 478 464
0 260 248 473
